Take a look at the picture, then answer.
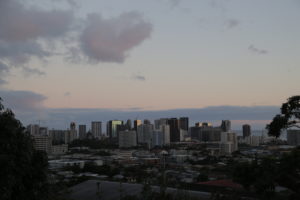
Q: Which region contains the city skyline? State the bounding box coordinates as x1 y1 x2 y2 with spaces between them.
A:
0 0 299 129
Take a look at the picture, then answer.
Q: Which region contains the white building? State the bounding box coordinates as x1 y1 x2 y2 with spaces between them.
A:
119 130 137 148
137 124 153 146
220 132 238 154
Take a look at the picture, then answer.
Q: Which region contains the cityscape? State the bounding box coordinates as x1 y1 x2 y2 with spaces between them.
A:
0 0 300 200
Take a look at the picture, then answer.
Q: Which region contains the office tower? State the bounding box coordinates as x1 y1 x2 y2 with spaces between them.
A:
27 124 40 135
70 122 77 139
78 125 87 139
39 127 48 136
167 118 180 142
137 124 153 146
134 120 142 131
221 120 231 132
242 124 251 138
32 135 52 154
154 118 168 130
160 124 170 145
144 119 151 125
287 130 300 146
179 117 189 131
126 119 132 130
49 130 67 144
220 132 238 154
195 122 212 127
190 123 221 142
92 121 102 139
107 120 123 139
119 130 137 148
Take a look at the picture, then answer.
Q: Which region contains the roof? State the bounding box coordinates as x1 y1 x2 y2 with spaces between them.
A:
197 179 243 189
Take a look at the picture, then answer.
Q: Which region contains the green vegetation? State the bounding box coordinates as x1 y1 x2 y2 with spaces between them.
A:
267 95 300 138
233 148 300 200
0 98 49 200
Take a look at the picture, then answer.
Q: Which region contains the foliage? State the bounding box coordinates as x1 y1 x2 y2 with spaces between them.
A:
232 148 300 200
267 96 300 137
0 98 49 200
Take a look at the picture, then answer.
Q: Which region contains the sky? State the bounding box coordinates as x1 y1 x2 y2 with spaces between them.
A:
0 0 299 130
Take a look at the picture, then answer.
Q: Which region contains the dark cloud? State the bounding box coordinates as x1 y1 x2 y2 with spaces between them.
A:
0 90 47 111
78 12 152 63
11 105 279 130
248 45 268 55
225 19 240 29
132 74 146 81
0 0 74 81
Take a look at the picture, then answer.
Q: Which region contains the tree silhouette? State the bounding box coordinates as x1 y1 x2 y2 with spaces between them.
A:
0 98 49 200
266 95 300 137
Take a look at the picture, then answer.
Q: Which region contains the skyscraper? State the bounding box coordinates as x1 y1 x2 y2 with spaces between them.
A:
78 124 87 139
179 117 189 131
107 120 123 139
134 120 142 131
167 118 180 142
242 124 251 138
221 120 231 132
91 121 102 139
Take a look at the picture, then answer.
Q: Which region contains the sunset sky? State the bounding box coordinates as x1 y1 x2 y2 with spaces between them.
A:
0 0 299 130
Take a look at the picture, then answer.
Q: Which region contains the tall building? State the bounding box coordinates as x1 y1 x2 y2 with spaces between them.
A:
167 118 180 142
39 127 48 136
49 130 67 144
221 120 231 132
70 122 77 139
154 118 168 130
27 124 40 135
107 120 123 139
144 119 151 125
91 121 102 139
32 135 52 154
242 124 251 138
78 125 87 139
160 124 170 145
287 130 300 146
126 119 132 130
220 132 238 154
179 117 189 131
190 123 222 142
119 130 137 148
152 124 170 147
137 124 153 147
134 120 142 131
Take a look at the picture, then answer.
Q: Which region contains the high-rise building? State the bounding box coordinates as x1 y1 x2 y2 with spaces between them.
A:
78 125 87 139
134 120 142 131
167 118 180 142
179 117 189 131
49 130 67 144
91 121 102 139
221 120 231 132
144 119 151 125
287 130 300 146
126 119 132 130
152 124 170 147
39 127 48 136
32 135 52 154
160 124 170 145
220 132 238 154
107 120 123 139
137 124 153 147
154 118 168 130
119 130 137 148
27 124 40 135
242 124 251 138
70 122 77 139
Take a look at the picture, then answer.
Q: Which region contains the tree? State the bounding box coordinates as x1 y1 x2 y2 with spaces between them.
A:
267 96 300 137
0 98 49 200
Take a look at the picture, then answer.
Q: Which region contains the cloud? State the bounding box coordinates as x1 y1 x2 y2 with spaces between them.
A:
248 45 268 55
132 74 146 81
22 67 46 77
0 90 47 111
64 92 71 97
11 105 279 130
168 0 181 8
225 19 240 29
0 62 9 85
78 12 152 63
0 0 74 81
